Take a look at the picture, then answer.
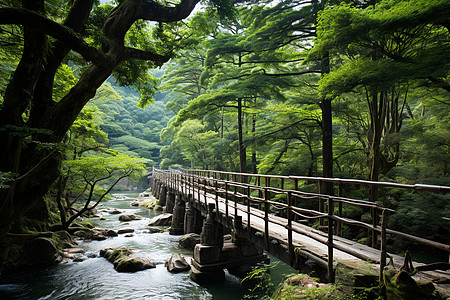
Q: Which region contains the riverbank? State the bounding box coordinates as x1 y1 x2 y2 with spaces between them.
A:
0 192 295 299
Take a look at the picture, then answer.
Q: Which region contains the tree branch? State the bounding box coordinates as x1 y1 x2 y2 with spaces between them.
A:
123 47 171 64
0 8 108 65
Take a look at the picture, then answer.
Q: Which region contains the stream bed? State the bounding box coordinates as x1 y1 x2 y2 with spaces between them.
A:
0 192 295 299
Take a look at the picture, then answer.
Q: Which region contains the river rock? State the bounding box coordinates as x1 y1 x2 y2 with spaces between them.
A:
119 214 142 222
100 247 156 272
117 228 135 234
105 229 118 237
63 247 85 254
148 226 165 233
115 257 156 272
72 228 95 239
130 201 140 207
73 256 87 263
165 253 190 273
109 209 122 214
179 233 201 250
148 213 172 226
92 234 107 241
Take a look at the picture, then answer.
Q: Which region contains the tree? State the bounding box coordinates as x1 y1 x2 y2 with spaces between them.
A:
310 0 450 185
0 0 235 236
57 152 146 230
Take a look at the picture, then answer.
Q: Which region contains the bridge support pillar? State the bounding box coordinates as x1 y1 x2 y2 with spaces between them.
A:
151 180 159 197
189 204 268 284
169 193 185 235
190 204 225 283
164 191 175 213
158 185 167 207
184 198 203 234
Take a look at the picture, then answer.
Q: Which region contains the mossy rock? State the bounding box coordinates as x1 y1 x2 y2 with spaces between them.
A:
52 230 76 249
73 220 96 229
99 247 155 272
383 269 443 300
114 257 156 272
272 274 340 299
72 228 95 239
100 247 132 263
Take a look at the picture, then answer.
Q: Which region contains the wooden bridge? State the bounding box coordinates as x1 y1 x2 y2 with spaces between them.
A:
151 167 450 295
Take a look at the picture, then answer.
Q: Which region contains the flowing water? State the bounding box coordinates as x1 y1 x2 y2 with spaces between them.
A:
0 192 296 299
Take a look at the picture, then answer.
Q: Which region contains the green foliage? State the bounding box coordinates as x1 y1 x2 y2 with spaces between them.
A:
389 189 450 241
242 263 278 299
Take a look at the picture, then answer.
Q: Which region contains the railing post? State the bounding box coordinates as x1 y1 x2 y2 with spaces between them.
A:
380 209 387 280
215 179 219 212
225 181 229 225
287 191 293 266
234 182 238 219
257 177 262 210
264 188 270 250
203 178 207 209
337 182 342 236
247 186 251 236
294 178 298 221
197 176 201 207
319 182 324 226
328 196 334 283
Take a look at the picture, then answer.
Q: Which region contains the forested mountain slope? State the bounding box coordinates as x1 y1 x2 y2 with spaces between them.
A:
93 78 173 166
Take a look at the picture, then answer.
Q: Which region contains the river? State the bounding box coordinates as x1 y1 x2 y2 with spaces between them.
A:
0 192 296 299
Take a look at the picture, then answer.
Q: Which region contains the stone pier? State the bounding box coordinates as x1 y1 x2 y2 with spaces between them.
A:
169 193 186 235
189 204 268 284
153 182 269 284
184 199 203 234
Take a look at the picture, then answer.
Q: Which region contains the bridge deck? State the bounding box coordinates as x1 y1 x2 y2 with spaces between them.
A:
181 183 450 296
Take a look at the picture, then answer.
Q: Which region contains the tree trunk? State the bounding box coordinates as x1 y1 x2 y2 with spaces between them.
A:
0 0 199 237
321 52 333 195
237 97 247 174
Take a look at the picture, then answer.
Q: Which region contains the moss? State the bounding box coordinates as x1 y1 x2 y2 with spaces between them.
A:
51 230 75 249
356 237 371 246
73 220 96 229
383 269 443 300
272 274 344 299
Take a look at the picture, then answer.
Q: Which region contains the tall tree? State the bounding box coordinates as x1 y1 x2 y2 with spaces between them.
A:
0 0 235 236
310 0 450 185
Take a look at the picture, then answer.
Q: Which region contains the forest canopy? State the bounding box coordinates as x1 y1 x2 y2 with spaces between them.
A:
0 0 448 244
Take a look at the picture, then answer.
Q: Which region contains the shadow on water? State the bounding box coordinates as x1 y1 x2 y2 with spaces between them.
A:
0 191 296 299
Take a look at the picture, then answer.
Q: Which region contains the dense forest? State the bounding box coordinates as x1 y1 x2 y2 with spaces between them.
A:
0 0 449 296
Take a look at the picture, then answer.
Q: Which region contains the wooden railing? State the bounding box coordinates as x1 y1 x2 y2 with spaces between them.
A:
153 167 450 282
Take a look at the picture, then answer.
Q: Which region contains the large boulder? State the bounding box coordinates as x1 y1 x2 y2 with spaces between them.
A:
119 214 142 222
100 247 156 273
179 233 201 250
148 213 172 226
383 268 442 300
115 257 156 272
23 238 63 266
165 253 190 273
